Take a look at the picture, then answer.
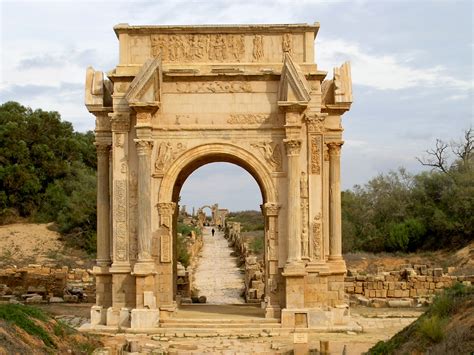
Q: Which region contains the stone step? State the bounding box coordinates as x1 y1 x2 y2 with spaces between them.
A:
160 319 281 329
146 327 287 338
161 317 279 324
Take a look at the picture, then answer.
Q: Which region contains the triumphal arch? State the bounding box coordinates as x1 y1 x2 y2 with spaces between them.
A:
85 23 353 330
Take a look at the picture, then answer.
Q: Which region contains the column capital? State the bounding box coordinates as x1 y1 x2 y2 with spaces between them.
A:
262 203 281 217
157 202 176 217
327 141 344 156
134 139 154 155
109 112 130 132
283 138 302 156
304 112 327 133
94 142 111 155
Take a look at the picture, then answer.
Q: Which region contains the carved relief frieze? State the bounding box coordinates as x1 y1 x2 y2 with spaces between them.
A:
153 142 187 175
282 33 292 53
157 202 176 263
300 172 309 259
114 133 124 148
252 35 264 61
311 136 322 175
151 34 245 62
227 113 277 125
114 180 128 261
312 213 322 260
174 81 252 93
129 172 138 261
251 141 282 172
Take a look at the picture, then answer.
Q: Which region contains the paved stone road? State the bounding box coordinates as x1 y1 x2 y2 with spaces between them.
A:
193 227 245 304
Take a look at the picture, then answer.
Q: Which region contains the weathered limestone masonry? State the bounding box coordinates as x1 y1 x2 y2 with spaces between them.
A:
85 23 353 330
345 265 474 307
0 265 95 303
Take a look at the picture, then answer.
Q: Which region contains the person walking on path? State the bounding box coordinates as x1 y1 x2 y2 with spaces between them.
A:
211 228 215 236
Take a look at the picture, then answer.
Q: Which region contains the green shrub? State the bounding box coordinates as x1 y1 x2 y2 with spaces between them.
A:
250 236 264 254
419 315 446 343
0 304 55 348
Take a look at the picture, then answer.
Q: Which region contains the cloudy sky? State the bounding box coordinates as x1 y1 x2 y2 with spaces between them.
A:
1 0 472 212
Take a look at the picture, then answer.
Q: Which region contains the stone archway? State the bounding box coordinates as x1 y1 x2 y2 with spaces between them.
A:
157 143 280 317
85 22 353 330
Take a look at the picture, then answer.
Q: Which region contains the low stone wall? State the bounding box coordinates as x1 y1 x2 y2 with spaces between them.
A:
0 265 95 303
345 264 473 307
225 222 265 303
177 230 203 299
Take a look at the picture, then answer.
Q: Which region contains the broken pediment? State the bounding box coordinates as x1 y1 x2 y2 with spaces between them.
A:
125 57 162 109
321 62 353 110
278 52 311 105
85 67 113 111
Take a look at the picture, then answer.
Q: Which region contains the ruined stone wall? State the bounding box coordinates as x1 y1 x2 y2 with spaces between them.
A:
0 265 95 303
345 265 473 307
225 222 265 303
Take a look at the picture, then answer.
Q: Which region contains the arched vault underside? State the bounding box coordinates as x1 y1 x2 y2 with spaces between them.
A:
86 22 353 331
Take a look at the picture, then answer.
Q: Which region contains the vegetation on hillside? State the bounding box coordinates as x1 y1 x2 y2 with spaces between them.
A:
369 283 474 354
0 101 97 253
0 303 102 353
343 129 473 253
227 210 264 232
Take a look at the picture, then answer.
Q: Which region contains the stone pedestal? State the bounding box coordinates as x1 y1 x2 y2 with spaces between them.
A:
131 309 160 329
90 305 106 326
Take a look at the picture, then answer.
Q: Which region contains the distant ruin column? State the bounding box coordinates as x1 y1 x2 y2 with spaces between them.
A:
284 138 302 264
95 143 111 266
328 141 343 260
135 139 154 265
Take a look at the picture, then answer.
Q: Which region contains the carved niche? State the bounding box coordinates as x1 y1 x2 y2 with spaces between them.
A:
251 141 282 172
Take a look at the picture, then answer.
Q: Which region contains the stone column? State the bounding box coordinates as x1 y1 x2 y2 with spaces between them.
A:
95 143 112 266
327 141 343 260
134 139 154 266
284 138 302 264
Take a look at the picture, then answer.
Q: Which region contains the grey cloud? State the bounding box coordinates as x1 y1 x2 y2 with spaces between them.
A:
0 82 83 103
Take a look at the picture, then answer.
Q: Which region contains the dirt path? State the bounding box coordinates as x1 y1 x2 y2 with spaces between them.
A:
193 227 245 304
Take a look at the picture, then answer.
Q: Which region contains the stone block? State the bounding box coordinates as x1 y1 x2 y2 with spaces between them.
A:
119 307 131 328
433 268 443 277
26 295 43 303
131 309 159 329
90 305 106 325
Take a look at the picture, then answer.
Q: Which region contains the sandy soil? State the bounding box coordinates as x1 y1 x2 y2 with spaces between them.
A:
0 223 93 268
345 241 474 275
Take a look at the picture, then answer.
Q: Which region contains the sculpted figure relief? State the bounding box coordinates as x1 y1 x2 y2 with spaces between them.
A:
252 35 264 60
175 81 252 93
151 34 245 62
312 213 322 260
282 33 292 53
154 142 187 174
251 141 282 171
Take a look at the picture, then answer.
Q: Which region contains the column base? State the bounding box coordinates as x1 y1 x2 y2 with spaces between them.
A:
328 258 347 274
264 304 281 319
90 305 106 325
131 309 160 329
106 307 119 326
